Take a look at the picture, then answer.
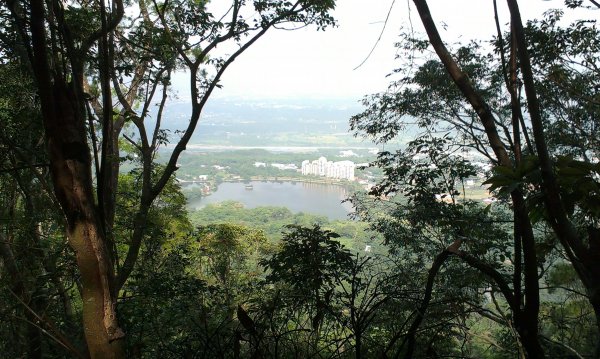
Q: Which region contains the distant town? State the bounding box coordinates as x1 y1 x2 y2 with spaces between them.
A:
301 156 355 181
172 147 496 204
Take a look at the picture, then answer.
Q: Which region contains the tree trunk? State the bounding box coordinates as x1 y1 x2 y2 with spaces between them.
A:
67 217 124 358
401 249 451 359
411 1 546 357
506 0 600 349
45 85 125 358
355 328 362 359
27 0 125 355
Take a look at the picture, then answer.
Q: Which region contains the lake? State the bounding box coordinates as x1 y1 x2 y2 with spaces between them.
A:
187 181 354 220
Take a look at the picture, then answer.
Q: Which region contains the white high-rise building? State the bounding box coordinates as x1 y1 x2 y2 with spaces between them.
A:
301 157 355 181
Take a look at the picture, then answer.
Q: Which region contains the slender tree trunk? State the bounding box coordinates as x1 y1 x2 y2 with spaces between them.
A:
506 0 600 349
401 250 451 359
410 1 546 356
355 328 362 359
26 292 44 359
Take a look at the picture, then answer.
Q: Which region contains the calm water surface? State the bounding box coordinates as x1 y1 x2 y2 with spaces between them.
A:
188 181 354 220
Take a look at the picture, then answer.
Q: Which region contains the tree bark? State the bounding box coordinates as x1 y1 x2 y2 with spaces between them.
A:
44 83 124 358
28 0 125 356
506 0 600 348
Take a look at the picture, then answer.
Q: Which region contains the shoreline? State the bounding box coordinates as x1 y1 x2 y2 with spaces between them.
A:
179 176 360 189
222 176 356 187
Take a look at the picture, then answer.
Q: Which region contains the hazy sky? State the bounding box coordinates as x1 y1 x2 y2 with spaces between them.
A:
174 0 591 101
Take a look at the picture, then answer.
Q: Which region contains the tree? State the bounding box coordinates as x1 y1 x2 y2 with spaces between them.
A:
351 0 600 357
349 135 532 357
196 223 268 315
0 0 336 357
260 225 352 355
262 225 353 307
330 254 392 359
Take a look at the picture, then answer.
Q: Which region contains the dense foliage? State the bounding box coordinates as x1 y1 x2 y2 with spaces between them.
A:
349 1 600 357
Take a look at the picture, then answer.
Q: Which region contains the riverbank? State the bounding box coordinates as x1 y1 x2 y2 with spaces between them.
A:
223 176 359 188
180 175 363 196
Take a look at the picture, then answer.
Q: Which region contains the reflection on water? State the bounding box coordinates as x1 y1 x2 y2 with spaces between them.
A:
188 181 354 220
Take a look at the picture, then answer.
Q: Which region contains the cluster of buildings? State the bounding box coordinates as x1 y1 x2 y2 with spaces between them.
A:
254 162 299 170
301 157 355 181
